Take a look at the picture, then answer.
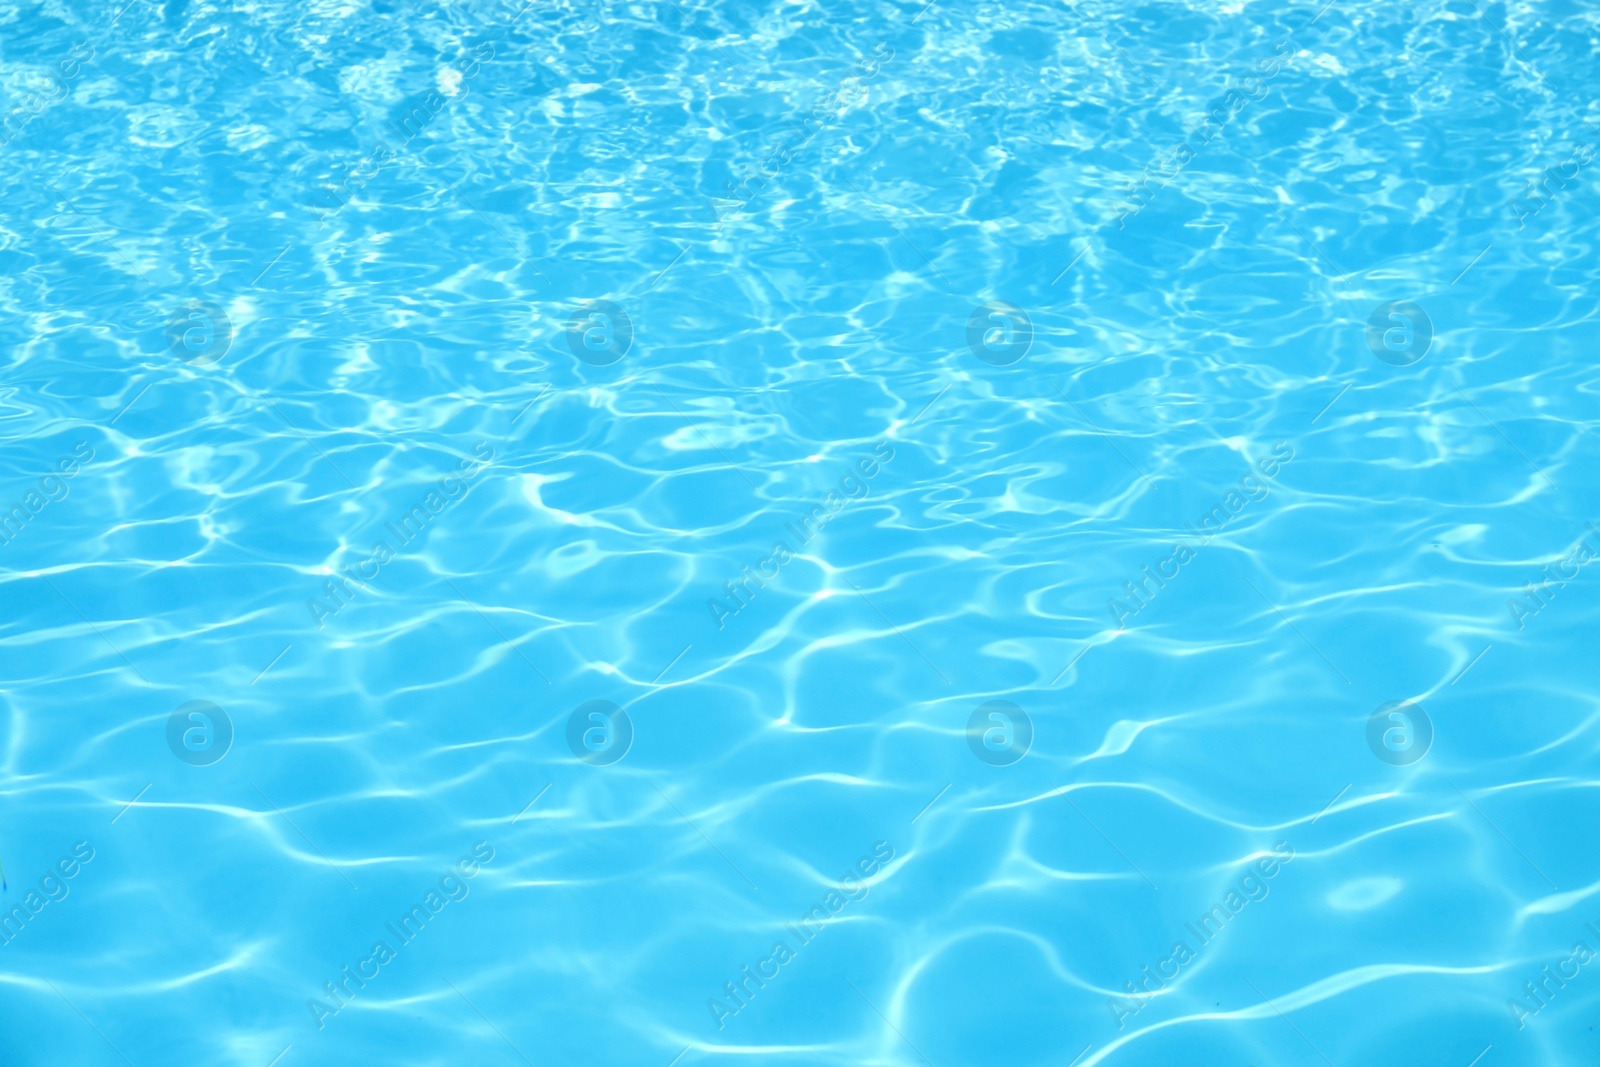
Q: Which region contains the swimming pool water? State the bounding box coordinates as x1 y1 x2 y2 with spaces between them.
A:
3 0 1600 1064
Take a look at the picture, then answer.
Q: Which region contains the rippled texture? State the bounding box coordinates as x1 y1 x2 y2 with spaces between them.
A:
3 0 1600 1064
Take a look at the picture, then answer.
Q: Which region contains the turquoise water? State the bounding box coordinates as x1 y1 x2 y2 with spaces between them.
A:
3 0 1600 1063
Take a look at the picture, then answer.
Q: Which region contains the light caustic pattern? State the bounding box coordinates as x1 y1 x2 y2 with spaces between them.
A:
1 0 1599 1065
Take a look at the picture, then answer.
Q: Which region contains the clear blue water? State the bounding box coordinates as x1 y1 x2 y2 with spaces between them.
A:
3 0 1600 1064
